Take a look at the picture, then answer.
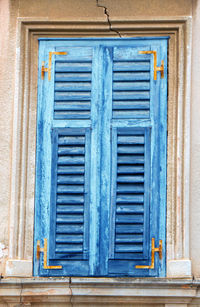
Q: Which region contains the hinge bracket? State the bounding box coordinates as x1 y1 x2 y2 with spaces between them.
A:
41 51 67 81
36 238 62 270
139 50 164 80
135 238 162 269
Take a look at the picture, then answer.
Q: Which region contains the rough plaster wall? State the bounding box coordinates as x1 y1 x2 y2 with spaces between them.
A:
190 0 200 278
30 304 164 307
0 0 195 275
17 0 192 19
97 0 192 17
18 0 105 19
0 0 12 270
0 0 20 270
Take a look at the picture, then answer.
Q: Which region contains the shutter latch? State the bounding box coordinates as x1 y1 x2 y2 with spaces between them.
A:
36 238 62 269
41 51 67 81
139 50 164 80
135 238 162 269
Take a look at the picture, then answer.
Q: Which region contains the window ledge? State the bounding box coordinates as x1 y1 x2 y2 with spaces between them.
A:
0 277 200 305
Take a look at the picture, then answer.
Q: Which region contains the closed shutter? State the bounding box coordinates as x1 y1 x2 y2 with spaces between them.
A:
110 128 150 260
104 45 167 276
35 46 93 276
49 128 90 263
34 38 167 277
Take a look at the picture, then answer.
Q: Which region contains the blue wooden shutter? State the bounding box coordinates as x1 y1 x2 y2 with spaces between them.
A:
110 128 150 259
34 45 93 276
34 38 168 277
104 44 168 277
49 128 90 264
108 128 151 275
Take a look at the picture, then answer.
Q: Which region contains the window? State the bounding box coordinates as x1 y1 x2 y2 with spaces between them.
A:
34 38 168 277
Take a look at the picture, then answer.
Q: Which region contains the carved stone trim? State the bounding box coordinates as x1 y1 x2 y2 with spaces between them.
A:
0 278 199 305
5 259 32 277
7 17 192 278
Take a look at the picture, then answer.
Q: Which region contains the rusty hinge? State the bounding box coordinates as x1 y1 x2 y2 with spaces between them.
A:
139 50 164 80
37 238 62 270
41 51 67 81
135 238 162 269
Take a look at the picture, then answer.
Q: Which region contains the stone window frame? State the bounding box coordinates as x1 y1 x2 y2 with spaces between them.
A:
5 17 192 278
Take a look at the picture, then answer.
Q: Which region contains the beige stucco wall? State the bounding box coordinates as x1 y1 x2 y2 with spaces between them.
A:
0 0 13 270
1 0 200 283
2 0 200 305
13 0 193 18
190 0 200 278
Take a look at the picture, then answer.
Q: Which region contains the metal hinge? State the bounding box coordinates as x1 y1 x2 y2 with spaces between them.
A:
135 238 162 269
36 238 62 270
139 50 164 80
41 51 67 81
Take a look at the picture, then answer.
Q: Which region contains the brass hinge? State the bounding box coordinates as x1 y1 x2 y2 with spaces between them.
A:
36 238 62 270
41 51 67 81
135 238 162 269
139 50 164 80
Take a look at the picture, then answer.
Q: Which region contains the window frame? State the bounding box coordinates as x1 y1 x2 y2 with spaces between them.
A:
35 37 166 277
5 18 192 279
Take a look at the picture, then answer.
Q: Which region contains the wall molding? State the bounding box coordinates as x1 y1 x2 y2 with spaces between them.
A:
0 278 199 305
6 17 192 278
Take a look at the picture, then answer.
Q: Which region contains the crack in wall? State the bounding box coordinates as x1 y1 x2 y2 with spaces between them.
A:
19 282 23 306
69 277 73 307
96 0 122 37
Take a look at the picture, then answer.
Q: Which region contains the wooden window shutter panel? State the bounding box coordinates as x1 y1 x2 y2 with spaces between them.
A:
35 47 93 276
34 38 168 277
44 128 91 276
107 44 167 276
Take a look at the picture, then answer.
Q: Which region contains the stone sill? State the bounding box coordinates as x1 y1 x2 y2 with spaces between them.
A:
1 278 200 304
0 276 196 285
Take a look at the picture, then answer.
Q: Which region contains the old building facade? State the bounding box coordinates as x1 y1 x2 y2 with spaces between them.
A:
0 0 200 305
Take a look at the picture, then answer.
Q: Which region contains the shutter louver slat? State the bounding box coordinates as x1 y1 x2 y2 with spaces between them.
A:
113 72 150 81
116 205 144 214
55 82 91 91
56 205 84 214
113 61 150 71
57 166 84 174
56 235 83 243
55 62 92 72
56 225 83 234
57 178 84 185
57 185 84 193
55 72 91 82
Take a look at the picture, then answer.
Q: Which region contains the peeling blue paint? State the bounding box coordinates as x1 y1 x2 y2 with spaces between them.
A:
34 38 168 277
